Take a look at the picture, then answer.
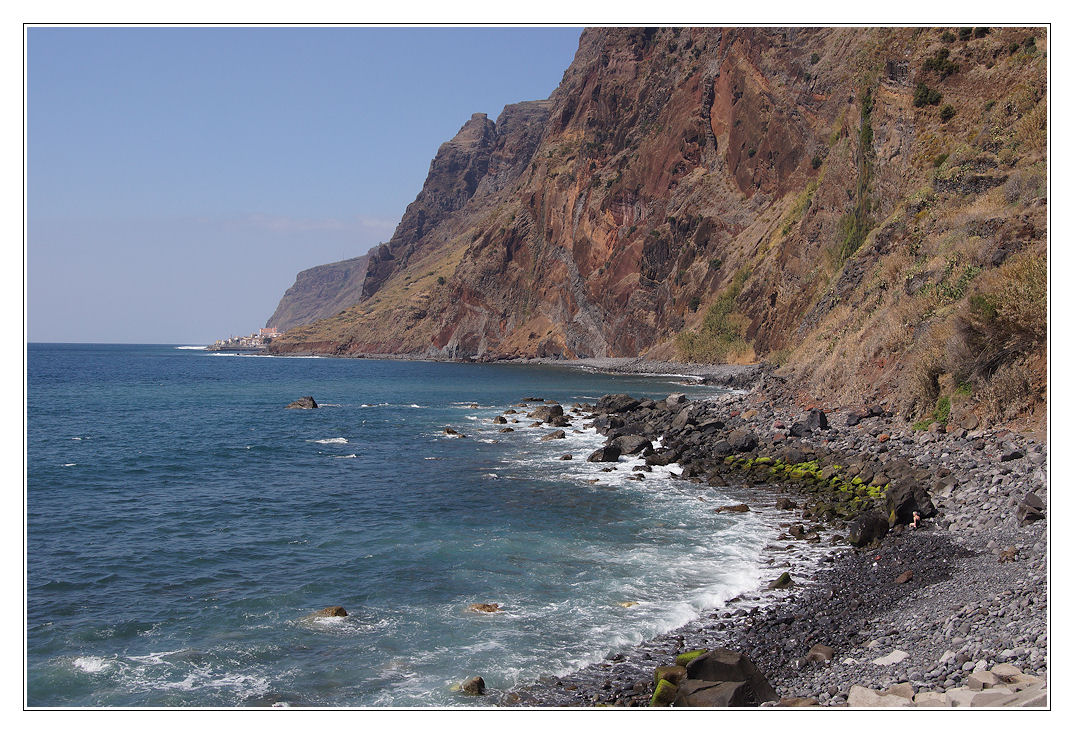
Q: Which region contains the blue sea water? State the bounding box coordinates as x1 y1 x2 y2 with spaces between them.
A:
27 343 781 707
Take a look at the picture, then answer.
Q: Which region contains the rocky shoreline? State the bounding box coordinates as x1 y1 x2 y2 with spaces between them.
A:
489 368 1048 708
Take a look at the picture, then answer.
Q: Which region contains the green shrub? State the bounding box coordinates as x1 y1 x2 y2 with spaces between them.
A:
810 52 820 65
922 48 959 78
914 82 942 107
933 152 949 168
676 269 751 362
958 27 972 41
939 104 956 122
974 27 990 38
436 276 446 285
941 30 956 43
811 154 823 169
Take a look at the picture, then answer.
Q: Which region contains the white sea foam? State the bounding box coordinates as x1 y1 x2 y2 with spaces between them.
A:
62 463 76 467
73 656 110 673
174 345 207 350
335 454 358 459
310 437 348 444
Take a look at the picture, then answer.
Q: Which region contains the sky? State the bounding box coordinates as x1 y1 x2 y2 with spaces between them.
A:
27 26 583 343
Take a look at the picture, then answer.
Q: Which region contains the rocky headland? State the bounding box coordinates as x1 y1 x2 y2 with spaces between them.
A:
480 369 1047 707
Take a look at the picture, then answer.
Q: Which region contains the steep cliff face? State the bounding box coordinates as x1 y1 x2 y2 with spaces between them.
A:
266 253 370 332
271 27 1047 426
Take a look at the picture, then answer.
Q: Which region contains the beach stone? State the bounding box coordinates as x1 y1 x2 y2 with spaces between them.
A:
775 498 798 510
674 679 757 707
596 394 640 414
461 676 486 695
847 685 911 707
895 570 914 584
313 606 347 617
492 415 507 424
801 644 835 665
559 454 572 460
529 404 564 423
286 396 317 409
665 393 690 410
847 511 889 547
588 445 622 462
871 649 909 666
649 679 678 707
541 430 566 441
967 670 1001 690
715 504 751 513
1016 492 1045 525
683 649 777 702
990 663 1022 680
727 429 758 452
653 665 687 686
768 571 794 589
805 409 829 430
913 691 948 706
777 697 819 706
612 434 653 455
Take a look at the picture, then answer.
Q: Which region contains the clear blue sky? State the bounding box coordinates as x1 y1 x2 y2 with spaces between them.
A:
27 26 583 343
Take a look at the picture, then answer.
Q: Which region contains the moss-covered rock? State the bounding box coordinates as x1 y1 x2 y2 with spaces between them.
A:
654 664 687 686
650 678 678 706
675 649 708 666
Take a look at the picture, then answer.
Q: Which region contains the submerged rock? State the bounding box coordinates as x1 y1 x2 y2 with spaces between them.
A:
468 603 501 613
286 396 318 409
313 606 347 617
461 676 486 695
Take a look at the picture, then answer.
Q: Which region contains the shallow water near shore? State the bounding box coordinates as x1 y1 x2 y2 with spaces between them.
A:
28 344 782 707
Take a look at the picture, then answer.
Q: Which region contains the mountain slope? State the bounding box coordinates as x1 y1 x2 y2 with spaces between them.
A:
269 27 1047 427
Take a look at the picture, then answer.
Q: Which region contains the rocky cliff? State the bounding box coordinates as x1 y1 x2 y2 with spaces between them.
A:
270 27 1047 427
266 253 371 332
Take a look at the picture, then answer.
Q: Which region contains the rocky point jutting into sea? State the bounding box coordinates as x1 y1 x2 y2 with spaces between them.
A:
251 26 1046 708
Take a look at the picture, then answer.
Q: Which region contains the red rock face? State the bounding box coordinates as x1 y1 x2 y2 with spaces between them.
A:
270 26 1047 421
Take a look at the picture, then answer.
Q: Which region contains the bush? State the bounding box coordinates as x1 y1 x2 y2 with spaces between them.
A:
941 30 956 43
958 27 972 41
436 276 446 285
939 104 956 122
811 154 823 169
974 27 990 38
933 152 949 168
913 82 942 107
922 48 959 78
810 52 820 65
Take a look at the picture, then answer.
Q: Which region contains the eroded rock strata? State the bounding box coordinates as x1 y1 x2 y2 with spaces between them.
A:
268 26 1047 429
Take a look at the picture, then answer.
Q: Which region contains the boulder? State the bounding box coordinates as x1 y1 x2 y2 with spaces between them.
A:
492 415 507 424
541 430 567 441
596 394 640 414
870 649 909 666
645 449 679 466
847 511 889 547
1017 492 1045 525
727 429 758 452
768 571 794 589
654 665 687 687
775 498 798 510
665 393 690 411
650 679 678 707
559 454 572 460
778 697 819 706
461 676 485 695
529 404 564 423
313 606 347 617
683 649 777 703
788 422 812 437
612 434 653 455
804 408 829 430
588 445 622 462
674 679 756 707
286 396 317 409
670 407 696 431
884 481 936 526
715 504 750 513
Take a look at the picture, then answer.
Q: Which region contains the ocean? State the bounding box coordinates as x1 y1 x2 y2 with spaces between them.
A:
26 343 781 707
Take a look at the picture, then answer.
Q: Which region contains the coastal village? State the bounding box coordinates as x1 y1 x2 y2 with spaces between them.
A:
207 326 281 351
